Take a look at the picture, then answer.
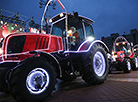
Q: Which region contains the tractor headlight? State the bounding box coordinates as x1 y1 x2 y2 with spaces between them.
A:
87 36 94 41
114 55 118 58
112 55 117 58
112 52 117 58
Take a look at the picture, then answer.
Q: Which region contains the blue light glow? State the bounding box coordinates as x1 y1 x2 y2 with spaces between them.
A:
26 68 50 94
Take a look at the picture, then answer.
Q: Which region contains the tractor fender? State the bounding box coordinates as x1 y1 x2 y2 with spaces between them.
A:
64 40 109 54
87 40 110 59
77 40 109 53
86 40 110 53
12 51 62 78
36 51 62 78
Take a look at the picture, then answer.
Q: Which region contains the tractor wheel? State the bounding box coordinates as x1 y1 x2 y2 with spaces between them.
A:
131 57 138 70
123 58 131 73
9 57 56 102
82 43 109 85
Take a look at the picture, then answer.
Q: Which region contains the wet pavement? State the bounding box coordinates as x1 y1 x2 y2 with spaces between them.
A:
1 71 138 102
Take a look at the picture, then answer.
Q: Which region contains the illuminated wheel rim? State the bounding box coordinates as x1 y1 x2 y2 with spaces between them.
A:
26 68 50 94
127 61 131 70
93 51 106 77
135 58 138 68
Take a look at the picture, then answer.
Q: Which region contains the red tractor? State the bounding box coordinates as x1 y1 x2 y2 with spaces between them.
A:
133 44 138 56
0 1 109 102
110 36 138 73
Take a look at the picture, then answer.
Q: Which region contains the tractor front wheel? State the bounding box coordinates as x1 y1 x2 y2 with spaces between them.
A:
9 57 56 102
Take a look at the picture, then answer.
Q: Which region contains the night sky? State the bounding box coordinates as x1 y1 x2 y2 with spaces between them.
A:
1 0 138 39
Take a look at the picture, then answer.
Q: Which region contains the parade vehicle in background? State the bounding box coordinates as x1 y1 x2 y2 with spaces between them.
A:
110 36 138 73
133 44 138 56
0 0 109 102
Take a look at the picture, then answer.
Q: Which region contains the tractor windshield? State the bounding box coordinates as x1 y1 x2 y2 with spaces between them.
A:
113 37 132 53
51 17 94 40
51 17 84 40
51 16 85 50
114 42 131 53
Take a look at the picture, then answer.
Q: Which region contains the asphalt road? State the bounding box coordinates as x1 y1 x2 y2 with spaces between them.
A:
1 71 138 102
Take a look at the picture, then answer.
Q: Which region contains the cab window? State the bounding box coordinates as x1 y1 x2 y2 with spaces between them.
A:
51 19 65 37
84 22 94 38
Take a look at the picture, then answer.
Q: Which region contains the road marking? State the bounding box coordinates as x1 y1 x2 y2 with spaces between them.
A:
108 78 138 82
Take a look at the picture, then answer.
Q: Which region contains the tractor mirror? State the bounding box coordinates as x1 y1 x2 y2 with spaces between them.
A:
73 12 79 20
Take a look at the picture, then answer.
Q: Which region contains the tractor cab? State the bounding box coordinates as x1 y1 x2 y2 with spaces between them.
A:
50 12 95 51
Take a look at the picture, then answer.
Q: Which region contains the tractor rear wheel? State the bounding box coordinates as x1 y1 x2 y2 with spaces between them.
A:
123 58 131 73
9 57 56 102
131 57 138 70
82 43 109 85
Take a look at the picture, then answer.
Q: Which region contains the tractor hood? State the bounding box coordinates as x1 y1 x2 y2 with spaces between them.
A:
0 32 63 62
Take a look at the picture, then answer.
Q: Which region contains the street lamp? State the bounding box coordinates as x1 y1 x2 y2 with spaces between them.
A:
39 0 56 9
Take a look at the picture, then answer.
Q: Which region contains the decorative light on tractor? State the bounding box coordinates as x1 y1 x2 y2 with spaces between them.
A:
20 28 23 31
116 43 119 46
60 13 64 17
122 42 125 45
49 19 52 23
4 22 7 25
0 21 3 24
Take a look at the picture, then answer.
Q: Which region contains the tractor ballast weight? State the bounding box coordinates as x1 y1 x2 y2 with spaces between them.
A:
0 1 109 102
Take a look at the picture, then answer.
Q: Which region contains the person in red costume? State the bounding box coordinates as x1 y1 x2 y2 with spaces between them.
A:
70 27 80 46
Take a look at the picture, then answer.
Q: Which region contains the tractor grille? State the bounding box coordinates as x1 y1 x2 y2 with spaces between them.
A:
35 37 49 50
7 35 26 54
